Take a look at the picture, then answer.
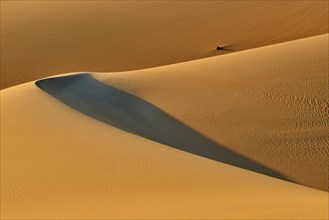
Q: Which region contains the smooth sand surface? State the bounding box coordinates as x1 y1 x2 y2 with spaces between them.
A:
1 81 328 219
95 34 329 192
1 1 328 89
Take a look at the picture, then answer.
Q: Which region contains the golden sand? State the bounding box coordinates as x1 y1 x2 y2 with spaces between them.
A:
1 34 328 219
1 1 328 219
96 34 329 192
1 1 328 88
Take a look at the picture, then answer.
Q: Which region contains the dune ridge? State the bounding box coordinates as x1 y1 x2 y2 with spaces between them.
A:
35 73 289 183
0 6 328 217
1 1 328 89
95 34 329 191
1 34 328 219
1 79 328 219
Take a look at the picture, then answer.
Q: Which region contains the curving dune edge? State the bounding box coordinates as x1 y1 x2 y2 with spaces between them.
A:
1 34 328 219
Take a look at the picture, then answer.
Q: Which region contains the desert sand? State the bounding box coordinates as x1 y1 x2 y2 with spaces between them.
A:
1 34 328 219
1 1 329 219
1 1 328 89
95 34 329 192
1 80 328 219
35 73 288 182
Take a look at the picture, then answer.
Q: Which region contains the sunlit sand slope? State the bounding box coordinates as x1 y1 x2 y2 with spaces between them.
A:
95 34 329 191
1 1 328 88
1 81 328 219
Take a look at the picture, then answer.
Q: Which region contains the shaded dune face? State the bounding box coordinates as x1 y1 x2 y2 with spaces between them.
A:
36 74 289 183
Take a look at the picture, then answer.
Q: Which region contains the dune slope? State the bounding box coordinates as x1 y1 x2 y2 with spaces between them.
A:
1 1 328 88
35 73 288 182
95 34 329 191
1 80 328 219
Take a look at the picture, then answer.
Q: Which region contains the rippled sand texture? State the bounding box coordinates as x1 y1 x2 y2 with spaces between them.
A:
1 1 328 219
35 74 289 182
1 34 328 219
1 1 328 88
95 34 329 191
1 81 328 219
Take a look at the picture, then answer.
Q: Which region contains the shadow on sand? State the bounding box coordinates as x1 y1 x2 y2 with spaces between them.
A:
36 74 289 182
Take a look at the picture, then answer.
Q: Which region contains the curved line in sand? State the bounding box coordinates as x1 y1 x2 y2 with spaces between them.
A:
35 73 290 183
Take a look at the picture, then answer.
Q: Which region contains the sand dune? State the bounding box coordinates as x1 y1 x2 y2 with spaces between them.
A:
1 1 328 89
1 34 328 219
35 73 288 182
1 80 328 219
95 34 329 191
1 2 328 218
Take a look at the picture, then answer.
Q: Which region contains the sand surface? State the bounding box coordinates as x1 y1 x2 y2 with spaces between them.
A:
35 73 288 182
1 80 328 219
1 2 328 219
1 1 328 89
1 34 328 219
95 34 329 191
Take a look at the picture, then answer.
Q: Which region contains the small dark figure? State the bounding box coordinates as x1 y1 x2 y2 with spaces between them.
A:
216 46 224 50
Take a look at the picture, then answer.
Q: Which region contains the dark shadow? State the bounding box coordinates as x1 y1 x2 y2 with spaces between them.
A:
36 74 290 182
216 46 234 52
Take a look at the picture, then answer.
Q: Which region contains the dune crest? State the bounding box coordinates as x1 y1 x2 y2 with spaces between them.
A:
1 1 328 88
1 79 328 219
35 73 289 182
95 34 329 191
